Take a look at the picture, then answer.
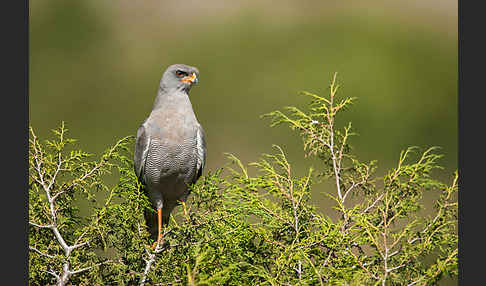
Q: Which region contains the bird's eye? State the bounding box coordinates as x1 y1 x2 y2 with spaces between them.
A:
175 70 186 77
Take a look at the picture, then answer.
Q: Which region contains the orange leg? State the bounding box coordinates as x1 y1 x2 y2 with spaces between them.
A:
152 208 163 250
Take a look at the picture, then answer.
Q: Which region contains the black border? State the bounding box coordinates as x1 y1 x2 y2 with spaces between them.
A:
457 0 463 281
2 0 29 284
458 0 483 285
457 0 462 282
16 0 470 284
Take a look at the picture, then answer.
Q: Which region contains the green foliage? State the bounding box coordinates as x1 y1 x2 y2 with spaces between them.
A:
29 74 457 285
29 122 139 285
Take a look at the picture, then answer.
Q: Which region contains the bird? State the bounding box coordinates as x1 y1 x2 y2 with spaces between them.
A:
134 64 206 248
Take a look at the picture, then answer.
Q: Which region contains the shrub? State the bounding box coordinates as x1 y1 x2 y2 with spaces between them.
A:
29 74 457 285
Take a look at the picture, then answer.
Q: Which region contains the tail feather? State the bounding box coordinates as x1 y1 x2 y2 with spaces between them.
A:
143 208 158 240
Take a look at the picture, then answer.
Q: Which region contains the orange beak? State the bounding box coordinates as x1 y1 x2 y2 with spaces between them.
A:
181 73 197 84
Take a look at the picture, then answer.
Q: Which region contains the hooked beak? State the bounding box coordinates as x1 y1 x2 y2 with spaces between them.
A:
181 73 198 84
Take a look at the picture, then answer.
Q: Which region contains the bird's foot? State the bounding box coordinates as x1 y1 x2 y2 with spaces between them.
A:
152 234 163 250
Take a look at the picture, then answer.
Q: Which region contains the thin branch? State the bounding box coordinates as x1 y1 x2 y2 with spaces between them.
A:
407 279 422 286
29 246 54 259
364 194 384 213
42 269 60 281
50 189 66 203
140 251 159 286
388 250 400 258
321 251 333 268
348 250 379 281
29 221 53 229
139 231 168 286
70 241 90 251
46 152 63 194
70 260 112 275
74 229 90 247
386 264 405 273
342 182 358 203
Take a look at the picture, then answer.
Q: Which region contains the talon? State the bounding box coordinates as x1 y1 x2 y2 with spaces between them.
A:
152 234 163 250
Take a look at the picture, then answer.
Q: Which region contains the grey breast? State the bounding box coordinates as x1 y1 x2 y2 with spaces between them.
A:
142 94 200 203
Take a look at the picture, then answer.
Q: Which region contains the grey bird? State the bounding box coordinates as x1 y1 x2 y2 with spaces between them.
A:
134 64 206 247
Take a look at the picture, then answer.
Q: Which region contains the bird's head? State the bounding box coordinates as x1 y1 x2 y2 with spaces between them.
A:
160 64 199 93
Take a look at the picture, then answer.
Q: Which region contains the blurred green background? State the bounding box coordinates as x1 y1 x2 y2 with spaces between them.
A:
29 0 457 221
29 0 457 283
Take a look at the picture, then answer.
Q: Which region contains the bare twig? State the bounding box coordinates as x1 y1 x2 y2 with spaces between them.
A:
364 194 384 213
407 279 422 286
42 269 60 281
348 250 379 281
387 264 405 273
139 230 168 286
70 260 112 275
29 246 54 259
29 221 53 229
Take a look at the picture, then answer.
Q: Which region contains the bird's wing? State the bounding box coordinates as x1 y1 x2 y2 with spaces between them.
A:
195 123 207 181
134 123 151 184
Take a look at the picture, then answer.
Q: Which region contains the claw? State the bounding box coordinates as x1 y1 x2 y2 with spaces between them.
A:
152 234 163 250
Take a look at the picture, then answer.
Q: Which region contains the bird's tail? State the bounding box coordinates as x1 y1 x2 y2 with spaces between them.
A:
144 208 158 240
